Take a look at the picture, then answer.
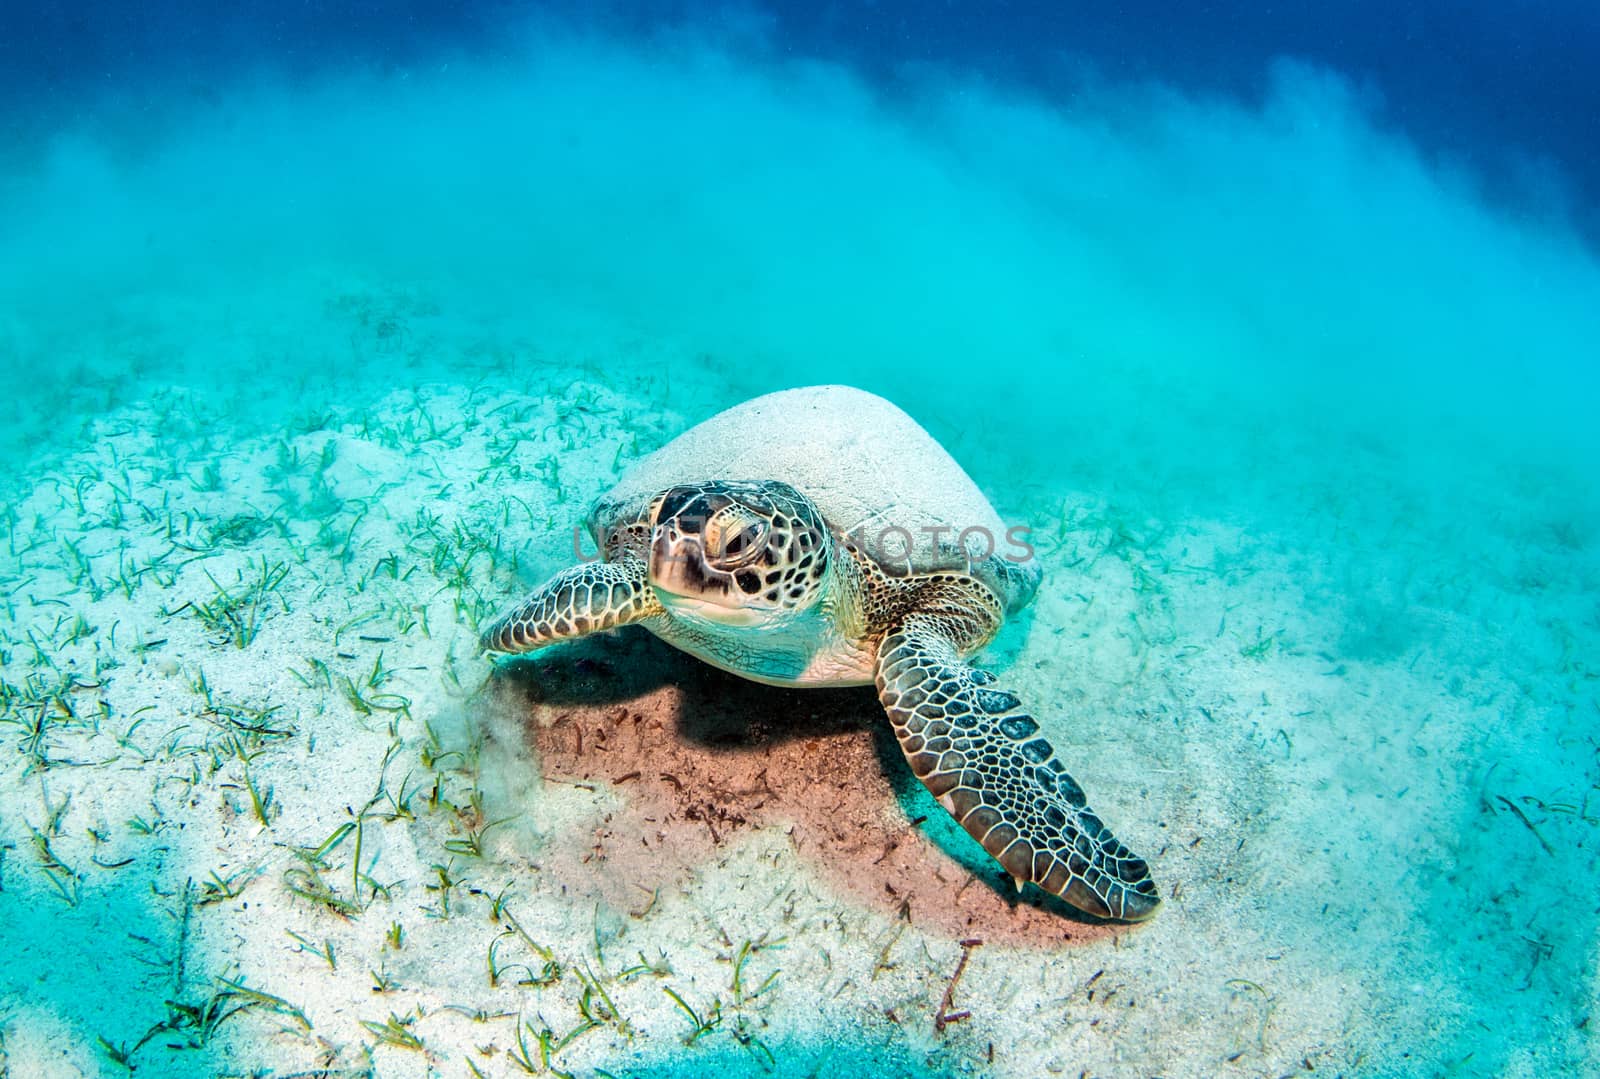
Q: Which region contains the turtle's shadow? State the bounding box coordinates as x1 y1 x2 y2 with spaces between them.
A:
490 627 872 743
490 627 1109 926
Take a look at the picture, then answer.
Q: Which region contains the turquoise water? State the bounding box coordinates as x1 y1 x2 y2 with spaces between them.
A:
1 10 1596 1078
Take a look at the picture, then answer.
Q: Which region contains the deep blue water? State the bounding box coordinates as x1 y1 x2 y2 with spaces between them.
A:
5 2 1599 240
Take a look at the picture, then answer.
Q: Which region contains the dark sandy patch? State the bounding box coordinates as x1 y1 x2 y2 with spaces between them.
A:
488 628 1123 947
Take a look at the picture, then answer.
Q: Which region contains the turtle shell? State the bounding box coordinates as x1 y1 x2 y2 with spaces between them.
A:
591 385 1041 615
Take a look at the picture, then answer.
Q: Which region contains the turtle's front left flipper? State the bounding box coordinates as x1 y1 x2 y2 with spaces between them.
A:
875 613 1160 921
481 556 663 654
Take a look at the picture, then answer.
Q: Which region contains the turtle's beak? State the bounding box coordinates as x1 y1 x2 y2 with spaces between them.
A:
649 523 728 603
648 522 775 628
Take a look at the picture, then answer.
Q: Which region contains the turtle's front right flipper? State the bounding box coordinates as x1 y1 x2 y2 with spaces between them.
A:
875 613 1160 921
481 556 663 654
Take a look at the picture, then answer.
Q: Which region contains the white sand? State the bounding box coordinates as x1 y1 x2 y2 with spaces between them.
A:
0 279 1593 1078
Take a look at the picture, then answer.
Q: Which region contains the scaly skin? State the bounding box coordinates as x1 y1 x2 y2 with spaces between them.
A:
479 556 662 654
874 605 1160 921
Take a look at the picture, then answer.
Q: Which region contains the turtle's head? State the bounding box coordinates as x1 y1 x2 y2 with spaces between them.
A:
647 481 830 627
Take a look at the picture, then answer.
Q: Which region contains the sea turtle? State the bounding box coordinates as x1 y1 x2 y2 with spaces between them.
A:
482 385 1159 921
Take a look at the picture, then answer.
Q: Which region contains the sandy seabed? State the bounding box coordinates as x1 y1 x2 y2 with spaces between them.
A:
0 276 1593 1079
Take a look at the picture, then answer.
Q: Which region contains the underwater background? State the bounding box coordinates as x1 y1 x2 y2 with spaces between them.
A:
1 3 1596 1076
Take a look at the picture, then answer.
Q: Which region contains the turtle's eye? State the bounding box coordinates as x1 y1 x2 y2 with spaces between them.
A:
706 515 769 571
